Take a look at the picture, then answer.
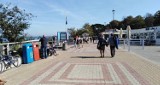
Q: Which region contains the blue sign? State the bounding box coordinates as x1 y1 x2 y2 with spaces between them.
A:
57 32 67 42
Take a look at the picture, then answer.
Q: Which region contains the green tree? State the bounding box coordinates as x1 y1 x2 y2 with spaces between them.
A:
76 28 86 36
154 10 160 26
0 4 33 42
83 23 93 36
67 27 77 37
122 16 134 28
109 20 120 29
144 13 154 27
131 15 145 29
91 24 105 36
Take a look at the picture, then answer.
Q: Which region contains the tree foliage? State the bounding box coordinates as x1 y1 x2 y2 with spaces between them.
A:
83 23 93 36
109 20 120 29
130 15 145 29
67 28 77 37
0 3 33 42
68 10 160 38
122 16 134 28
154 10 160 26
145 13 154 27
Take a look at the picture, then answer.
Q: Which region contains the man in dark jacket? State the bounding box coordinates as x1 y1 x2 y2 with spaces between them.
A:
39 35 48 59
108 33 118 57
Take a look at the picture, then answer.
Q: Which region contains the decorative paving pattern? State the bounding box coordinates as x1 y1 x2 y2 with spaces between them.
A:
20 62 150 85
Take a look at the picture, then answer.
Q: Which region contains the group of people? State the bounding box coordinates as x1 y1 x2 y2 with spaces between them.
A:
73 36 83 49
97 33 118 58
39 34 118 58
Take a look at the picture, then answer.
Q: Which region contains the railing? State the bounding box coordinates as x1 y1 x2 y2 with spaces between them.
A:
0 40 40 55
119 39 145 51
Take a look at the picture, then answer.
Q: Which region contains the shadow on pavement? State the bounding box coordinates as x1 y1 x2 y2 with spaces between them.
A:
71 56 111 58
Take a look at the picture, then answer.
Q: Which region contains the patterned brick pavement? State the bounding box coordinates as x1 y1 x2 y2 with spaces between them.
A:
20 61 150 85
1 43 160 85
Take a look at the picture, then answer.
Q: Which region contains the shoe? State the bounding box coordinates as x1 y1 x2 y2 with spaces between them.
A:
54 54 58 56
111 55 114 58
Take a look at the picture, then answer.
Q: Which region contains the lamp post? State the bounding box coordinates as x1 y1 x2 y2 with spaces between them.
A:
112 9 115 20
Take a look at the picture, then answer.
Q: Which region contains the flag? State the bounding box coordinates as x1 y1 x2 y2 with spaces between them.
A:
66 16 68 25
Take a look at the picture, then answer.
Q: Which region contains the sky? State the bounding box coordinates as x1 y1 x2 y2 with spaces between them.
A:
0 0 160 36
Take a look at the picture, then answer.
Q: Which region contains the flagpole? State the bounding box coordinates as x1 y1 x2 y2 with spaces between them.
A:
65 16 68 41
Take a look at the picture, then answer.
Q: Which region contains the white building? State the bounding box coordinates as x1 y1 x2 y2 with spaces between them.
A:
102 26 160 45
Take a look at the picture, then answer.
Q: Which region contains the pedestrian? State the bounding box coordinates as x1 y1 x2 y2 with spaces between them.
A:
90 37 92 43
108 33 118 57
92 36 95 43
76 36 81 49
97 33 108 58
74 36 77 48
39 35 48 59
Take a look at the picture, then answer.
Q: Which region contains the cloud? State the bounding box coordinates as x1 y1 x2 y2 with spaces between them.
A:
17 0 36 6
43 1 85 21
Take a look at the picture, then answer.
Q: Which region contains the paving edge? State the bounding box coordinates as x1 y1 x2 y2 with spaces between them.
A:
119 47 160 67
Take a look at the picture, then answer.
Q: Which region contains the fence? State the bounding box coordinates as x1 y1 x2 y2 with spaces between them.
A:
0 40 40 55
119 39 145 51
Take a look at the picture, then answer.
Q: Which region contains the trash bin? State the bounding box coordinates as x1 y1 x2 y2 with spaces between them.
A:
22 43 34 64
32 43 40 61
62 42 66 50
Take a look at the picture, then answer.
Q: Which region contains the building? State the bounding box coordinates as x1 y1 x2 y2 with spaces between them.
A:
102 26 160 45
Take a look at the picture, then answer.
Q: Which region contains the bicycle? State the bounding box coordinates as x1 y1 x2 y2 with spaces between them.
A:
48 47 58 56
0 50 21 72
47 44 58 56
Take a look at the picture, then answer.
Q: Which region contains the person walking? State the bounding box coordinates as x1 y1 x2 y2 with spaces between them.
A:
76 36 81 49
39 35 48 59
97 34 108 58
108 33 118 57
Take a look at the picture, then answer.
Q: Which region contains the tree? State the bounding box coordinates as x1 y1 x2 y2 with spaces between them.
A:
122 16 134 28
144 13 154 27
109 20 120 29
76 28 86 36
83 23 93 36
131 15 145 29
91 24 105 36
67 28 77 37
154 10 160 26
0 4 33 42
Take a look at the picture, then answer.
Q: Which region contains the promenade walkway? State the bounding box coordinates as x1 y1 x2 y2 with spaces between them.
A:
0 43 160 85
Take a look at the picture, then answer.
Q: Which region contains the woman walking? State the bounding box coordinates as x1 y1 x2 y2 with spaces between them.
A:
97 34 108 58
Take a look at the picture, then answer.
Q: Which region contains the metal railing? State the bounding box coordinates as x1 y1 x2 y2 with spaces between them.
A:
119 39 145 51
0 40 39 55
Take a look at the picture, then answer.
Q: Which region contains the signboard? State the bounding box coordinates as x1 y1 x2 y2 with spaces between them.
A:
57 32 67 42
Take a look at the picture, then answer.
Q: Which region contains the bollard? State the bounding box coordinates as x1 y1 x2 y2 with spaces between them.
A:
62 42 66 50
123 39 125 49
128 39 130 52
142 39 144 50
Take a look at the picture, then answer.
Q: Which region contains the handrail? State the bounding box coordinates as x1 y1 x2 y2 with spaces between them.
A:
0 40 40 55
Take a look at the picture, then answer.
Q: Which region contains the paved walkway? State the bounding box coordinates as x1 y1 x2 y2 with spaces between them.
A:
0 43 160 85
120 45 160 65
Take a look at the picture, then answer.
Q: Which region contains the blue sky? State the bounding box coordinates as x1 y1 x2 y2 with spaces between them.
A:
1 0 160 36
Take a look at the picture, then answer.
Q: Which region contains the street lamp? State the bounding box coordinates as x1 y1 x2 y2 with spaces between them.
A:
112 9 115 20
